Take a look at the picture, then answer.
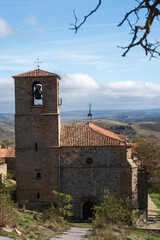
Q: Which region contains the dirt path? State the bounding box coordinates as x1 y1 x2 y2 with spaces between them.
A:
50 227 91 240
138 195 160 231
0 237 16 240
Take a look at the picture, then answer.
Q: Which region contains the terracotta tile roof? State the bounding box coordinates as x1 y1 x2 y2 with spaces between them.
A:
89 123 122 141
13 68 61 79
60 123 126 146
5 148 15 158
0 147 15 158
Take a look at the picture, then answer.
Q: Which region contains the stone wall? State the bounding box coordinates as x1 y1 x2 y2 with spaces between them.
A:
14 74 61 206
0 163 7 184
60 146 136 219
14 76 60 115
138 167 148 218
16 147 60 205
5 157 16 177
15 114 60 148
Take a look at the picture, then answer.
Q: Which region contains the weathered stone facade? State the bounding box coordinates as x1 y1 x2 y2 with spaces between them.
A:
60 146 138 219
13 69 147 219
13 69 61 205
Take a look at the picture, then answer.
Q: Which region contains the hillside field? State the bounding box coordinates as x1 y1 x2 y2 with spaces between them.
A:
1 112 160 142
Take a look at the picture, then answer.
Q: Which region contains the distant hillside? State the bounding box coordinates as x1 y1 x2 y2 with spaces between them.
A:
74 119 160 141
61 108 160 123
0 114 14 140
2 110 160 141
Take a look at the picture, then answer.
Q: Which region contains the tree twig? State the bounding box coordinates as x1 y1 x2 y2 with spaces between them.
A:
69 0 102 33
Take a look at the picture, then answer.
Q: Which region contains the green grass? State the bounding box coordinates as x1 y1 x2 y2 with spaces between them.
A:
132 229 160 240
89 226 160 240
70 222 93 228
149 192 160 208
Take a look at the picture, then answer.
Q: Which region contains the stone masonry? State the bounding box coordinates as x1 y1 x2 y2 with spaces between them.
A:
13 69 61 205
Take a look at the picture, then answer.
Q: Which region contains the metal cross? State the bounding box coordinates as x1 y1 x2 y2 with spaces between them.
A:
34 58 42 69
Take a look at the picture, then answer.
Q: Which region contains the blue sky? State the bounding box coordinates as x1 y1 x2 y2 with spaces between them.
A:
0 0 160 113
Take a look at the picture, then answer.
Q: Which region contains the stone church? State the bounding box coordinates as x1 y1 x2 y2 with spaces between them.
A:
13 68 147 219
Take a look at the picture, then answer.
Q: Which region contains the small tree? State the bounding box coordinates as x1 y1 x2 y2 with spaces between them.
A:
132 138 160 191
51 190 73 219
93 190 132 227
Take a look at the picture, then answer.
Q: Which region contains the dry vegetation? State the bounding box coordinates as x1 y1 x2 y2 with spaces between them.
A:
0 178 69 240
89 225 160 240
0 209 69 240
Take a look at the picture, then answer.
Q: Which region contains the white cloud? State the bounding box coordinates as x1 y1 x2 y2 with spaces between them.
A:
25 16 38 26
60 74 160 111
0 78 14 104
61 73 99 91
104 81 160 98
61 75 160 99
0 18 13 38
0 78 13 86
1 73 160 112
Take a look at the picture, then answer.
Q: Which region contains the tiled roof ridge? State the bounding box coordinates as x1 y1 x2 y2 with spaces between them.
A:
13 68 61 79
88 122 125 143
60 123 127 146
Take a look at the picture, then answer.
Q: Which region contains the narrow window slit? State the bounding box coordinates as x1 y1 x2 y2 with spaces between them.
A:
37 192 40 199
35 143 38 151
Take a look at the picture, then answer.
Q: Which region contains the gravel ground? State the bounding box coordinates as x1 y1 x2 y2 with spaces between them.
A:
50 227 91 240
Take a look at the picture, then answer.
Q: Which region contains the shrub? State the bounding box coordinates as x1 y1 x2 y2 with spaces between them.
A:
0 174 18 227
0 174 17 202
0 193 18 227
51 190 73 219
93 190 132 227
90 227 119 240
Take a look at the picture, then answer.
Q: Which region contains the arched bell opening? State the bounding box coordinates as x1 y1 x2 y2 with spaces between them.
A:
32 81 43 106
83 201 95 219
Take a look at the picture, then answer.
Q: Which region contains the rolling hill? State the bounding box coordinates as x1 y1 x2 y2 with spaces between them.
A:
0 114 14 140
2 110 160 141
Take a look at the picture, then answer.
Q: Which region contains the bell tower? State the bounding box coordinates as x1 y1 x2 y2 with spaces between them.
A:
13 68 61 205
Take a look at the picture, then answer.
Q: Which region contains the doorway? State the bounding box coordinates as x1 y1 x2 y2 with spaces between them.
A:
83 201 95 219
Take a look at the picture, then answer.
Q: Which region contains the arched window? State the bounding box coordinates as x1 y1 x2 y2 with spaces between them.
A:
32 81 43 106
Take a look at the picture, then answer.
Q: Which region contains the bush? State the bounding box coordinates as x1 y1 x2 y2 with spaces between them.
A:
0 193 18 227
93 190 132 227
0 174 17 202
51 190 73 219
0 174 18 227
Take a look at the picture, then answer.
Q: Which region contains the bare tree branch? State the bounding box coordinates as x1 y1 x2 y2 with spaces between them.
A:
70 0 160 59
118 0 160 59
69 0 102 33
